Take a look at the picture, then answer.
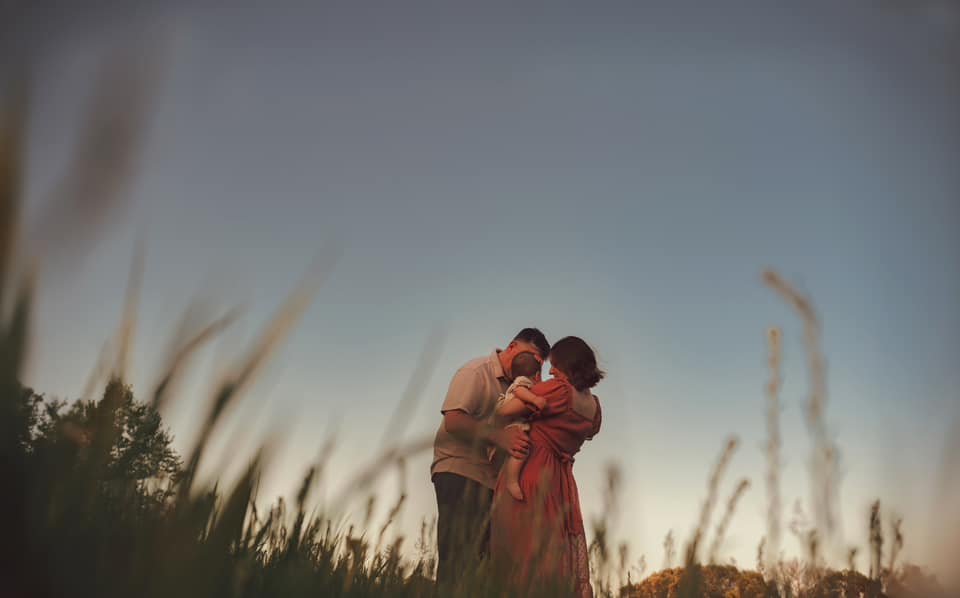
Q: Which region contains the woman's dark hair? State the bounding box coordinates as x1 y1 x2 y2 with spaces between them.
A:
548 336 604 391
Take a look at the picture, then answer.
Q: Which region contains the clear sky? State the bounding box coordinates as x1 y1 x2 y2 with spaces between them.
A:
8 0 960 576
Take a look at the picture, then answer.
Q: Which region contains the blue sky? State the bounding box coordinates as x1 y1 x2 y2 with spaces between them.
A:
12 0 960 575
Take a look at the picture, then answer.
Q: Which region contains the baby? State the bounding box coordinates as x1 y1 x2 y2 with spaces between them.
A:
493 352 546 501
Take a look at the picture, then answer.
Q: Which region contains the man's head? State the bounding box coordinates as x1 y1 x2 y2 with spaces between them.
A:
510 351 542 381
502 328 550 379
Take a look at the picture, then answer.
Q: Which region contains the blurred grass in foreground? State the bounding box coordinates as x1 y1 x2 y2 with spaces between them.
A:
1 51 957 598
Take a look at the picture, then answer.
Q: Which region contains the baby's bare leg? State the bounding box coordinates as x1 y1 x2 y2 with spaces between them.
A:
504 455 526 501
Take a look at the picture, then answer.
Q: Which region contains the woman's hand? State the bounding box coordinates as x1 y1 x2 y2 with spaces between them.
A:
530 394 546 410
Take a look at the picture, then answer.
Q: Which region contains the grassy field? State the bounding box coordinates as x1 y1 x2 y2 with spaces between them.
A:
1 57 955 598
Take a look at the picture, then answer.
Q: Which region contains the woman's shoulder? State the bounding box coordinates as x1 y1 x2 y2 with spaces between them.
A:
569 389 598 421
530 378 569 395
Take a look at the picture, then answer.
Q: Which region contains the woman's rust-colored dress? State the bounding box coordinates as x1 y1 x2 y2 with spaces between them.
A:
490 378 602 598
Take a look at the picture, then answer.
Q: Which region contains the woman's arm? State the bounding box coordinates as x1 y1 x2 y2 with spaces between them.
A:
528 378 571 417
496 396 535 418
511 386 546 410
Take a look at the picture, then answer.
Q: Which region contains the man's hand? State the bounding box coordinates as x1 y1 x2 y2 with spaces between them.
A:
492 427 530 460
443 410 530 459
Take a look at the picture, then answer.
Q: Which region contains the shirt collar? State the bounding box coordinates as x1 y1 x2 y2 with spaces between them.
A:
490 349 508 380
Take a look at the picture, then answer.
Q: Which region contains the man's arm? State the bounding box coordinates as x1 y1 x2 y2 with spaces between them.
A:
443 410 529 459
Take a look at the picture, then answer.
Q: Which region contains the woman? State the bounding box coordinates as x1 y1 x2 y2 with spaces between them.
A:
489 336 604 598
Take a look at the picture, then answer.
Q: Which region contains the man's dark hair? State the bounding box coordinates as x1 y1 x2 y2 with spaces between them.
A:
513 328 550 359
510 352 541 380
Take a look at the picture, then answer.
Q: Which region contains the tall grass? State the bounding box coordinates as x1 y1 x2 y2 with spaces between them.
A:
2 52 956 598
762 271 841 556
763 325 784 576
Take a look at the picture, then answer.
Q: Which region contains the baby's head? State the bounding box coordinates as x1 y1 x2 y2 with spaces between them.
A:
510 351 541 382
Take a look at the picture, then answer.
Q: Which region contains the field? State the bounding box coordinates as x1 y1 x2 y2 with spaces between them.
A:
1 57 956 598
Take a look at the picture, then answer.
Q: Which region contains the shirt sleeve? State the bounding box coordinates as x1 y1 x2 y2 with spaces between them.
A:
440 367 485 417
529 378 571 419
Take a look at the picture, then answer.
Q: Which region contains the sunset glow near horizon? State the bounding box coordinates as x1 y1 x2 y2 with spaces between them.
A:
10 0 959 579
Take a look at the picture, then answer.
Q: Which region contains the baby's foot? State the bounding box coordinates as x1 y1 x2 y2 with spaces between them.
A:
507 482 524 501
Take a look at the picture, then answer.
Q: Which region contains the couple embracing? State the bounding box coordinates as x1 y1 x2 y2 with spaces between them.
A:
431 328 604 597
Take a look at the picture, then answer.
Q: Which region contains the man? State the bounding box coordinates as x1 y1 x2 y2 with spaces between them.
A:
430 328 551 588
